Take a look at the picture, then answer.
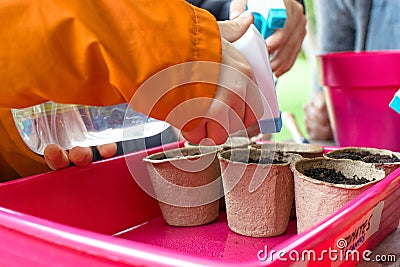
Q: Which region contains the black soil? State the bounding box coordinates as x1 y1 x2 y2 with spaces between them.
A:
303 168 374 185
329 150 400 164
224 150 288 164
247 158 287 164
247 150 287 164
152 151 201 160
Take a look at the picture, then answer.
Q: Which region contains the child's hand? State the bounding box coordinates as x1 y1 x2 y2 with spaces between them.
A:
43 143 117 170
180 11 263 145
229 0 306 77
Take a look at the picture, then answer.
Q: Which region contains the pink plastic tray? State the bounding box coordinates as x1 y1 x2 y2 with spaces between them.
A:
0 142 398 266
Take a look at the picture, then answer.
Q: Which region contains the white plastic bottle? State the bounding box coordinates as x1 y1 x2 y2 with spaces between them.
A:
233 24 282 134
11 102 170 155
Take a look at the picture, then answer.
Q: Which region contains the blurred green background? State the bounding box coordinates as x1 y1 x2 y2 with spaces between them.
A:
272 57 312 142
270 0 316 142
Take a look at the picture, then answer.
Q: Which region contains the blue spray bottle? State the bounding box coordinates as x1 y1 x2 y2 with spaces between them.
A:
248 0 287 39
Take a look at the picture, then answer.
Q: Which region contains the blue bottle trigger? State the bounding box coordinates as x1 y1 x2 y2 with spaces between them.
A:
252 12 269 39
246 0 287 39
389 89 400 115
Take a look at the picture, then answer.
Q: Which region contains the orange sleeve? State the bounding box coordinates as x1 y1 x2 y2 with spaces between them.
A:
0 0 221 122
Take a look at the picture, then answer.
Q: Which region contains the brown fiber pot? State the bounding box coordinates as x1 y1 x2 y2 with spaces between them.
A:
184 136 253 150
218 148 301 237
143 146 222 226
250 141 324 158
184 137 252 211
251 141 323 219
293 158 386 233
324 147 400 176
251 141 324 220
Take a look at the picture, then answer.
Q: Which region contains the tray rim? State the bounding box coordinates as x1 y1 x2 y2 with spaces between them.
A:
0 143 398 266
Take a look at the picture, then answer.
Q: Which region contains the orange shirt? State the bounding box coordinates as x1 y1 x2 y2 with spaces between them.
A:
0 0 221 180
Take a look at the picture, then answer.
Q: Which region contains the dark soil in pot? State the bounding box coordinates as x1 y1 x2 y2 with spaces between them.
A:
303 168 373 185
325 147 400 175
236 150 288 164
250 142 324 158
327 150 400 164
293 158 386 233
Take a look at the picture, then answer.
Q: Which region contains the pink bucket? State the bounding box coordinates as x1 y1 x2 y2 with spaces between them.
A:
318 51 400 152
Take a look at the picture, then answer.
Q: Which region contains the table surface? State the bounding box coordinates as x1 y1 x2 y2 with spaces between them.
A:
359 223 400 266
